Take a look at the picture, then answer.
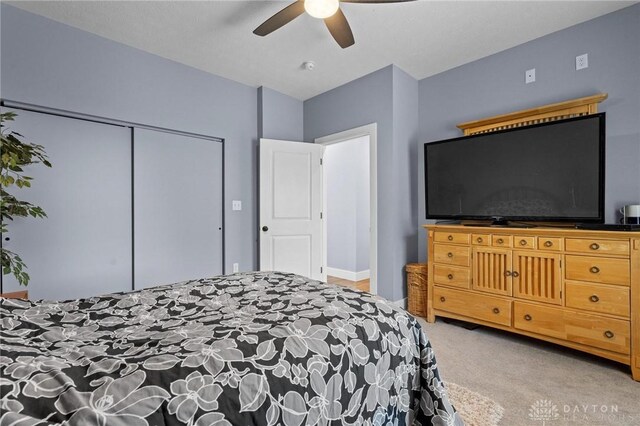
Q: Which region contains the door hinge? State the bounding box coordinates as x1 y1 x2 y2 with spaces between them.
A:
320 158 323 165
320 267 323 274
320 212 323 219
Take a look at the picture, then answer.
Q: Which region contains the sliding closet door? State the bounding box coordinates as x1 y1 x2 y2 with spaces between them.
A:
133 129 223 289
1 109 132 300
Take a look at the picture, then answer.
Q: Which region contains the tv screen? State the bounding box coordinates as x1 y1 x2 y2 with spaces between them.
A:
424 113 605 222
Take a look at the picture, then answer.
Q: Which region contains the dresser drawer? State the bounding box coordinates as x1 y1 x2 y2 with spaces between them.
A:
492 235 512 247
538 237 563 251
434 287 512 326
433 244 471 267
565 255 630 286
565 238 630 256
514 302 630 355
472 234 491 246
514 236 536 249
433 264 471 289
434 231 470 245
565 281 630 317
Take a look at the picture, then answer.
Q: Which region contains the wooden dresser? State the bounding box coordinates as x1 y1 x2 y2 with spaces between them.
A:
425 224 640 381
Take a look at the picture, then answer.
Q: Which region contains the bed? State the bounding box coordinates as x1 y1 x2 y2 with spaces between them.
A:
0 271 462 425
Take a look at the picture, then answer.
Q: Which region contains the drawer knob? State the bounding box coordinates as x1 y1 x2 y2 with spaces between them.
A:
447 274 454 280
590 266 600 274
477 237 483 243
447 252 454 258
519 239 527 246
448 235 454 241
604 330 614 339
544 241 553 248
512 271 520 278
496 238 504 244
590 243 600 250
504 270 512 277
524 314 532 321
440 296 446 302
492 307 500 314
589 295 600 303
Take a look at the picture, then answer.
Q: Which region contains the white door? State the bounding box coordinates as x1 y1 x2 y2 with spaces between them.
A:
134 129 223 289
260 139 325 281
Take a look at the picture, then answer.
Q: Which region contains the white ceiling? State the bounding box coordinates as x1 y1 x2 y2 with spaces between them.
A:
6 0 635 100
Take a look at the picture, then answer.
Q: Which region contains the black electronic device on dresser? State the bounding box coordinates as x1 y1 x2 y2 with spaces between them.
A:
424 113 606 225
576 223 640 231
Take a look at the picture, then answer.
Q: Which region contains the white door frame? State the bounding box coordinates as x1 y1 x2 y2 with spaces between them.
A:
314 123 378 295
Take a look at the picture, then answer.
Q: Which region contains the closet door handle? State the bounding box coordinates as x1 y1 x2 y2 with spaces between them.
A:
512 271 520 278
504 270 512 277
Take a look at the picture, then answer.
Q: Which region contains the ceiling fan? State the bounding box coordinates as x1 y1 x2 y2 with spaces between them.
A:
253 0 415 49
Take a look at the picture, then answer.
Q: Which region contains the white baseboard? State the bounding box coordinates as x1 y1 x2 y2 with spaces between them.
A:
355 269 370 281
326 267 370 282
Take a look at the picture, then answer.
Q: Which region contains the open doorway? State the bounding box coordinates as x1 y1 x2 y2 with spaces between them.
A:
315 123 377 295
324 136 370 291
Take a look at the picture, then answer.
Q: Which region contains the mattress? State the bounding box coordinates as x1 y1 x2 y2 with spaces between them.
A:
0 271 461 425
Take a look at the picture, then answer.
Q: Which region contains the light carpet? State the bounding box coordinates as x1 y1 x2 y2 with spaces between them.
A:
446 382 504 426
419 318 640 426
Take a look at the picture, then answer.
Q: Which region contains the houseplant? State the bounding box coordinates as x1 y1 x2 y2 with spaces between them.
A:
1 111 51 286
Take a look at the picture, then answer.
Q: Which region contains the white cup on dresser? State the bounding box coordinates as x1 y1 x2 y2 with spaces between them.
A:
620 204 640 224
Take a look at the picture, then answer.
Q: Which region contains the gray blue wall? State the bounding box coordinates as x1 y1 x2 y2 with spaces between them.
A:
417 4 640 261
392 67 420 298
0 4 302 275
258 87 304 141
304 65 419 301
325 136 370 274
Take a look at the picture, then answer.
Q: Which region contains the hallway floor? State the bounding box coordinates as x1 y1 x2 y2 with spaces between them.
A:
327 276 370 293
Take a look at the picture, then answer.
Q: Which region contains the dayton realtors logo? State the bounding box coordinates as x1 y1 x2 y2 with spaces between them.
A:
529 400 560 425
529 399 630 424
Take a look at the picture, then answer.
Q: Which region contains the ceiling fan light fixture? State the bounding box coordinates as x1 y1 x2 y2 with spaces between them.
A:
304 0 340 19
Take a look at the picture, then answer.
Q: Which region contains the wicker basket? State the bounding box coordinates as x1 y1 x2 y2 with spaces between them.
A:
406 263 428 317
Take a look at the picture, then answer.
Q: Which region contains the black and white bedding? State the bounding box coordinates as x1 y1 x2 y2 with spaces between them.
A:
0 272 462 426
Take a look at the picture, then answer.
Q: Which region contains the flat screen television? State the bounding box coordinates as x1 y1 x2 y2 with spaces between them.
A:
424 113 605 224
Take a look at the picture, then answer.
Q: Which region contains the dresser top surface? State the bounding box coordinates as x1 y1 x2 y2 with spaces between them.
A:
424 224 640 239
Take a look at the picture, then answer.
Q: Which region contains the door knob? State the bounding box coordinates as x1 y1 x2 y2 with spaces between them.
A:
262 226 269 232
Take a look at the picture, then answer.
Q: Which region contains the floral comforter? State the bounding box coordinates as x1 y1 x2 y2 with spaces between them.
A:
0 272 461 426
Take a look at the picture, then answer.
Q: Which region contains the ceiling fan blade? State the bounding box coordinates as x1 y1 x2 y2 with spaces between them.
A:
340 0 415 3
253 1 306 36
324 8 355 48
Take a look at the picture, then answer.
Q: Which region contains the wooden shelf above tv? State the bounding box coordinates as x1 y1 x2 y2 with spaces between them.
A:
457 93 608 136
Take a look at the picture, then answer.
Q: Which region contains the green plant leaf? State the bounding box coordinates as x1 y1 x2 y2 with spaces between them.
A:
1 111 51 286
